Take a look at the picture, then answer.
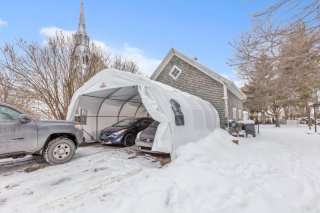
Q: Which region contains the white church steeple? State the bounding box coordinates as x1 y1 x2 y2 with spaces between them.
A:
78 0 87 35
74 0 90 70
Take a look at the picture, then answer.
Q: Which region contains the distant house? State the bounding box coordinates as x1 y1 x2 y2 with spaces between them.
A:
150 48 246 128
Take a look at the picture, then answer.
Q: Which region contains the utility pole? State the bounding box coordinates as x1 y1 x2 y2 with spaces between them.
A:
314 90 320 132
308 105 312 130
314 105 317 133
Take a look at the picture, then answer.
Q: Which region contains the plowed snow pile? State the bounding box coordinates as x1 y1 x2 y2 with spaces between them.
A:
1 125 320 213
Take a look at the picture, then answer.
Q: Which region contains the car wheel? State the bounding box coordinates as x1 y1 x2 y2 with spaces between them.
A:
43 137 76 164
123 134 135 147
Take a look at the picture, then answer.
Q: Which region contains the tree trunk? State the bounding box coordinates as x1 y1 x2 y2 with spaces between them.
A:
275 113 280 127
261 112 266 125
284 107 289 120
305 96 311 125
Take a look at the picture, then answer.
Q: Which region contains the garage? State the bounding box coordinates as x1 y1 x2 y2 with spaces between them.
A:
67 69 220 155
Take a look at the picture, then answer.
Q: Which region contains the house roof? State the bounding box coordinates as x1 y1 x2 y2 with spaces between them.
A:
150 48 246 101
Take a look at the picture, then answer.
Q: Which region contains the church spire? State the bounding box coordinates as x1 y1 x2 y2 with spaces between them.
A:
74 0 89 47
78 0 86 34
73 0 90 72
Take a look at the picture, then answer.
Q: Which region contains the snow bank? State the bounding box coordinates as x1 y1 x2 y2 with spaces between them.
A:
242 120 255 124
1 126 320 213
115 127 320 213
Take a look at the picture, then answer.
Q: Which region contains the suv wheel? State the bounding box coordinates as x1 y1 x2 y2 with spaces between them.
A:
43 137 76 164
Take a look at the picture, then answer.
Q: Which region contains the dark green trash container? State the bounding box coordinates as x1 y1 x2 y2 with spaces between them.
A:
243 120 256 137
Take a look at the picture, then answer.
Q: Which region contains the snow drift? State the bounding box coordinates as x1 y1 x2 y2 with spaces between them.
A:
1 126 320 213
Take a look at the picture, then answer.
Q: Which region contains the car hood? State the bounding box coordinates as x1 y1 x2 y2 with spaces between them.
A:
100 126 127 136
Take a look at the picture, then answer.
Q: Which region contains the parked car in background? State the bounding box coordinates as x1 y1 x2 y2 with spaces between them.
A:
135 121 160 152
297 117 308 125
0 103 84 164
297 117 319 125
99 117 153 146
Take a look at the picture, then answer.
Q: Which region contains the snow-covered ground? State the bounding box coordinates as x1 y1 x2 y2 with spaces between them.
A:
1 125 320 213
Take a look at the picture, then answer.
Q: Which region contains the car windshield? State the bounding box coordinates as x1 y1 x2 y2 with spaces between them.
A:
113 118 139 127
149 121 160 128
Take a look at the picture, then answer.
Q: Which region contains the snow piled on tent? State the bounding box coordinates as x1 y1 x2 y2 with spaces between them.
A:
1 125 320 213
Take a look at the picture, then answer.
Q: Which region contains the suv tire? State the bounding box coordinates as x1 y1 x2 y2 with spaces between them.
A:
43 137 76 164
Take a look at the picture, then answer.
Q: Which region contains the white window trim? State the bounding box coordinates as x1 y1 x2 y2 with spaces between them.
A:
169 65 182 80
233 107 237 119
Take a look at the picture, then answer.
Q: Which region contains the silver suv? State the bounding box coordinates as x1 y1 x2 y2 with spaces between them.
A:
0 103 84 164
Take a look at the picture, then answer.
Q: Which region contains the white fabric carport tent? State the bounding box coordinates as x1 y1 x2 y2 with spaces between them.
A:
67 69 220 155
72 85 149 140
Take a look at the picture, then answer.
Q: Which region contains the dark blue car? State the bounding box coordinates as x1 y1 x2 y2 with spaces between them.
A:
99 117 153 146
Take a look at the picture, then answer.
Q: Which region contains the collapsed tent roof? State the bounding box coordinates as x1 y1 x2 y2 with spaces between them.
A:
67 69 220 155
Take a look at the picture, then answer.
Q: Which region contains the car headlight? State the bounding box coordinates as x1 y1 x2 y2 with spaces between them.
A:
112 129 128 136
74 124 82 130
136 131 142 140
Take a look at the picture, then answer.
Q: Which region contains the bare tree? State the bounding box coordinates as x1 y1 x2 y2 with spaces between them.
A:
230 22 290 127
239 52 286 127
277 23 320 120
231 3 320 126
0 69 14 104
253 0 320 34
0 68 41 117
110 55 138 73
0 33 139 120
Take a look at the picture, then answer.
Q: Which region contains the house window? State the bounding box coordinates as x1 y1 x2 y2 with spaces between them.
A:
239 109 242 120
169 65 182 80
233 107 237 119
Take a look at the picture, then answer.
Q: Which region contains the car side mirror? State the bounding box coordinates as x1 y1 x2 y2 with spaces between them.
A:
19 114 31 123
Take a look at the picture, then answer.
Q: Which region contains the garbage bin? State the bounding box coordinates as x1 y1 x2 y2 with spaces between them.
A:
243 120 256 137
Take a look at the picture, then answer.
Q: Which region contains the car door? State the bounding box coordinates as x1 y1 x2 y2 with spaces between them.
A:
0 105 38 154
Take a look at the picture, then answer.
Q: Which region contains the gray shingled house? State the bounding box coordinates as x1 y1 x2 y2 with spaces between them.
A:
150 48 246 128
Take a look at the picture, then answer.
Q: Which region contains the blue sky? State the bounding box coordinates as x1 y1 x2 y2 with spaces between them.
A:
0 0 274 81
